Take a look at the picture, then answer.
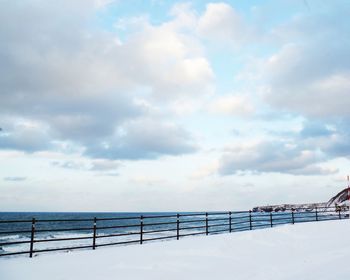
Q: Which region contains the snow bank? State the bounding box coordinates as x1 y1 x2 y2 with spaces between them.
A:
1 220 349 280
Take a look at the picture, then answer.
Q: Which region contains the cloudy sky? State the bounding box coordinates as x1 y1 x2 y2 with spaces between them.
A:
1 0 350 212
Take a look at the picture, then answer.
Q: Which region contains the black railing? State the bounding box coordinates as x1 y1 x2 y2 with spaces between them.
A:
0 206 348 258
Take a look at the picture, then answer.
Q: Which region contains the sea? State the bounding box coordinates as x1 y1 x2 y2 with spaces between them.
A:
0 210 337 257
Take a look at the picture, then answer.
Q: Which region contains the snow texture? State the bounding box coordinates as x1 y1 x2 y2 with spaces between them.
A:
1 220 349 280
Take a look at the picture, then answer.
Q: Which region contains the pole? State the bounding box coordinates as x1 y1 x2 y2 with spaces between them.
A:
176 214 180 240
229 211 232 233
29 218 36 258
140 215 143 244
249 210 252 230
270 212 273 228
92 217 97 250
205 213 209 235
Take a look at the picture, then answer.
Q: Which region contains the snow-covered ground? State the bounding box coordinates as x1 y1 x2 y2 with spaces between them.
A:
1 220 349 280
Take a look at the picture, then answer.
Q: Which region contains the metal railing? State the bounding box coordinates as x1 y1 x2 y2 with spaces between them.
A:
0 206 348 258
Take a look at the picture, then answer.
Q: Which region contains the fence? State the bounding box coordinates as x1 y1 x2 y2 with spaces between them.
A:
0 206 348 258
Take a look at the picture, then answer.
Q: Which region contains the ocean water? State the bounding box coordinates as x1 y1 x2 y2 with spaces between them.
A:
0 210 341 257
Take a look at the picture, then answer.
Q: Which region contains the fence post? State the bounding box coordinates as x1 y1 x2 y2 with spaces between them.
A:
92 217 97 250
270 212 273 228
229 211 232 233
140 215 144 244
291 210 295 225
176 213 180 240
205 212 209 235
339 209 341 220
315 207 318 221
29 218 36 258
249 210 252 230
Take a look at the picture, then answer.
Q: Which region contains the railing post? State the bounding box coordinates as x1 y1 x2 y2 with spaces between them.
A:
249 210 252 230
140 215 144 244
339 209 341 220
315 207 318 221
29 218 36 258
205 212 209 235
92 217 97 250
229 211 232 233
176 213 180 240
291 210 295 225
270 212 273 228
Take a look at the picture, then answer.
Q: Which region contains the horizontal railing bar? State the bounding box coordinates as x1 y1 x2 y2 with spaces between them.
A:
207 212 229 216
0 208 341 223
143 228 177 235
35 218 93 223
251 213 274 217
209 229 229 234
97 224 139 230
0 240 31 246
180 231 206 237
232 225 250 231
208 223 230 228
0 230 32 235
251 217 273 221
231 220 250 225
293 216 319 220
35 227 92 233
271 217 292 222
294 212 338 217
96 232 140 239
251 220 272 224
142 214 177 219
143 221 177 227
178 213 207 217
97 216 140 221
270 212 293 217
97 240 139 247
292 211 318 215
318 216 341 220
208 218 228 222
230 210 250 214
33 245 93 253
0 220 32 224
0 251 31 257
34 236 93 243
143 235 177 242
180 225 207 231
178 219 205 224
0 208 341 221
232 215 250 219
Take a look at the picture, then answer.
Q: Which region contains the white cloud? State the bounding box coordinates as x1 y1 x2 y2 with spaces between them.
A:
218 140 336 176
197 3 256 46
85 119 197 160
121 22 214 101
0 119 52 152
260 2 350 118
0 0 212 159
208 95 254 116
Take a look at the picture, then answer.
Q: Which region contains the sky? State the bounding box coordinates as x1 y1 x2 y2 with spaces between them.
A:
1 0 350 212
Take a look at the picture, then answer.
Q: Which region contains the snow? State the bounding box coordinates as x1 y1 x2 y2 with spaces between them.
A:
1 220 350 280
